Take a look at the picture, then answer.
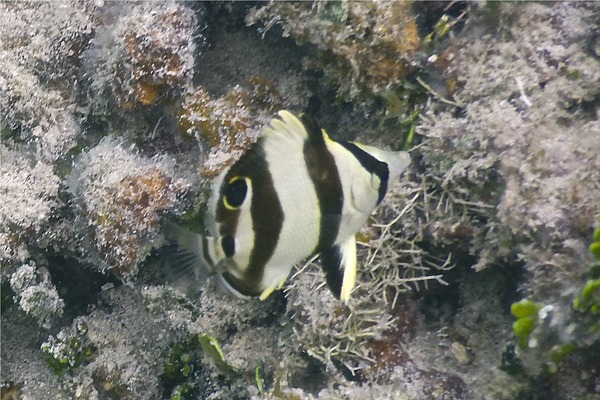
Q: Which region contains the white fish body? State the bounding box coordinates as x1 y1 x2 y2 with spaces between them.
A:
164 110 410 302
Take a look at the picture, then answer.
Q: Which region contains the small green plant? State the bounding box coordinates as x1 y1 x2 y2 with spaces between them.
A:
198 333 237 375
40 321 96 376
573 278 600 314
509 224 600 374
588 226 600 260
161 338 203 400
572 225 600 334
510 299 542 349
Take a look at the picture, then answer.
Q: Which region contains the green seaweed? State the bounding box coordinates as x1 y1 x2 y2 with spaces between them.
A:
511 299 541 349
255 365 265 395
40 322 96 377
511 299 542 319
319 0 349 25
510 226 600 375
573 278 600 314
590 226 600 259
573 227 600 316
161 338 203 400
198 333 237 375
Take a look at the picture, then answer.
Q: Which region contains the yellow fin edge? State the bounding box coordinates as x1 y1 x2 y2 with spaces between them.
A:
259 276 288 301
263 110 308 140
339 237 358 302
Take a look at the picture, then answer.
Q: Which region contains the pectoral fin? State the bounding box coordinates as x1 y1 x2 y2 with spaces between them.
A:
161 222 216 294
319 236 357 302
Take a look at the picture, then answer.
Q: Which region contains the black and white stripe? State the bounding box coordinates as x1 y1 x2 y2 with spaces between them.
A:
300 114 344 255
165 110 409 301
216 142 284 296
212 111 403 299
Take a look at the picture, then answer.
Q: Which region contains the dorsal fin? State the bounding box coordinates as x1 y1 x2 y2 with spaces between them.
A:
263 110 308 141
299 113 327 145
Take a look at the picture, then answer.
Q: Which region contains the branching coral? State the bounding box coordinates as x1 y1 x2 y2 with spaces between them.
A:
286 265 395 375
358 180 458 304
281 177 459 377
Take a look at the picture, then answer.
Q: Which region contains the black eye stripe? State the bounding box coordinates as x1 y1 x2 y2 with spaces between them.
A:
224 177 248 208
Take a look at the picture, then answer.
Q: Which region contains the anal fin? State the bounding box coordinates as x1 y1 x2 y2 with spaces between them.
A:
319 236 357 302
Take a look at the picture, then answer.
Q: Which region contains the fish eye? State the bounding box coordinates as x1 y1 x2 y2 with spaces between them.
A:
223 176 248 210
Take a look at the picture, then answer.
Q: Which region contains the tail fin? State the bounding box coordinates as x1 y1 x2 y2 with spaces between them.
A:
354 143 411 182
381 150 411 182
160 222 217 295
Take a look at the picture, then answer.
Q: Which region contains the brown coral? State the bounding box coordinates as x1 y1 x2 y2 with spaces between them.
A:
87 2 197 111
67 139 189 278
93 168 186 277
247 1 421 99
178 76 281 176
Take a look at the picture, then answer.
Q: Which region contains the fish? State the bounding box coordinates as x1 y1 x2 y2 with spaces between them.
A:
163 110 411 302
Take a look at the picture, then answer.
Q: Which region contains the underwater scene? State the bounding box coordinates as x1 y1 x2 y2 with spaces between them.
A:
1 1 600 399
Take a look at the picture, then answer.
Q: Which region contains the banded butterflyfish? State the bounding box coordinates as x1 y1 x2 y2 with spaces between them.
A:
163 110 410 302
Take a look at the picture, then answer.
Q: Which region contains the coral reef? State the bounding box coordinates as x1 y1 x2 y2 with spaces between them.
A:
67 138 189 277
178 76 282 176
9 262 64 329
2 1 600 400
247 0 423 100
420 0 600 307
0 0 94 161
0 145 61 265
2 2 202 396
84 1 198 112
411 2 600 398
